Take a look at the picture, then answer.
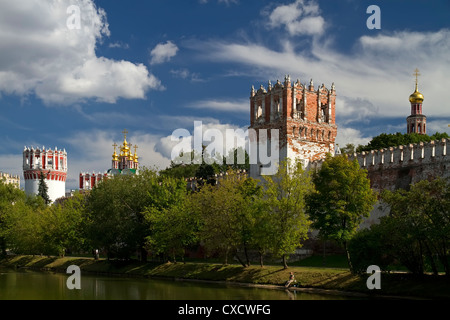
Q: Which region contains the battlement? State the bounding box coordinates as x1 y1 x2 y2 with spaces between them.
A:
79 172 108 191
23 146 68 172
249 75 338 180
309 138 450 192
250 75 336 127
347 138 449 170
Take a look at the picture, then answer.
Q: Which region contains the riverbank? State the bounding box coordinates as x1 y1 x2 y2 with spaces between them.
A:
1 255 448 299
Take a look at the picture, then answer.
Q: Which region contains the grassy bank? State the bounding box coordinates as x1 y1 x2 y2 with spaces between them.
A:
1 255 449 299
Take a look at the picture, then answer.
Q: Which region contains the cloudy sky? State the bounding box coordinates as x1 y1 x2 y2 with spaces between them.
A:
0 0 449 190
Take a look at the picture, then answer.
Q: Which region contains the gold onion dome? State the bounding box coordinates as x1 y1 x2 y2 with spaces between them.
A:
409 86 424 104
121 140 130 156
133 145 139 163
112 143 119 161
409 68 424 104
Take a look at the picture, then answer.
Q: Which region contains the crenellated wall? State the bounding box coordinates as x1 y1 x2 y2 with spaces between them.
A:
309 138 449 229
347 138 449 192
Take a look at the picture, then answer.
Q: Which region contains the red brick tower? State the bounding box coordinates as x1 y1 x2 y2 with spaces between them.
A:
249 75 337 178
407 68 426 135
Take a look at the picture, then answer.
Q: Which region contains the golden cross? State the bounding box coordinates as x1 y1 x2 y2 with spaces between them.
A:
413 68 420 88
112 142 117 151
122 129 128 139
134 145 138 153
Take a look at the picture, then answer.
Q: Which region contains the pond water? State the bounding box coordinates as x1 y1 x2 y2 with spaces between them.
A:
0 267 358 300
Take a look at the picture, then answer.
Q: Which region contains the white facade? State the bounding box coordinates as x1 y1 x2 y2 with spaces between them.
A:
0 172 20 188
23 146 68 203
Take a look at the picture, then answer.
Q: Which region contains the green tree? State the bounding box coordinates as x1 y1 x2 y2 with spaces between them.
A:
0 180 27 256
144 177 199 263
307 155 377 272
261 158 313 269
37 171 51 205
348 224 394 274
86 168 160 260
340 143 356 155
381 178 450 276
190 170 260 266
40 192 88 256
356 132 449 152
2 200 45 255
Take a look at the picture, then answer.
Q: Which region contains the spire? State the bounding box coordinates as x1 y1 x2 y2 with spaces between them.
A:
413 68 420 92
121 129 130 156
134 145 139 163
409 68 424 104
112 142 119 161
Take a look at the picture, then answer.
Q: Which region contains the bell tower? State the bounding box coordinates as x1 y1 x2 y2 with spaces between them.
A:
407 68 427 135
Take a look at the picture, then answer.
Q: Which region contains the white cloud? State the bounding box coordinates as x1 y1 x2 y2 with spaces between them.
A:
425 120 450 136
170 68 203 82
0 0 161 105
63 129 171 189
150 41 179 65
335 127 372 149
0 154 23 179
108 41 129 49
187 99 249 113
155 121 248 161
191 28 450 119
266 0 325 36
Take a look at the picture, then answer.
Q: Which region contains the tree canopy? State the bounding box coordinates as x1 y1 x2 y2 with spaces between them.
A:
306 154 377 272
356 132 449 153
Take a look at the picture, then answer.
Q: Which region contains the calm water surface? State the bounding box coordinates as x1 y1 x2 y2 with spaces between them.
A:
0 267 356 300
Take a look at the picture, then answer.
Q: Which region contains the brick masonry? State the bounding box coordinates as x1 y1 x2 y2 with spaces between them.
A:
311 138 450 228
249 75 337 179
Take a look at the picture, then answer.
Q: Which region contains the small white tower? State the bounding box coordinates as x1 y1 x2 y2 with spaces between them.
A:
23 146 68 203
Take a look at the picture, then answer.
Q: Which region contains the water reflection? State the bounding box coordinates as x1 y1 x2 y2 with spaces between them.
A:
0 268 355 300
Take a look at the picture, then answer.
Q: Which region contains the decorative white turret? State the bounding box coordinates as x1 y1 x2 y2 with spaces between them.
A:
23 146 68 203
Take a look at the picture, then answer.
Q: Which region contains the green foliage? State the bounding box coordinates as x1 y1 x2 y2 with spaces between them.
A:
339 143 355 155
37 171 51 205
159 147 250 180
1 201 43 255
189 170 260 266
85 168 161 260
144 177 198 262
307 154 377 272
0 180 27 256
1 189 88 257
348 225 394 274
261 158 313 269
356 132 449 153
380 178 450 276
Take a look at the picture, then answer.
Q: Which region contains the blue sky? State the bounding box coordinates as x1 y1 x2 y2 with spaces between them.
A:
0 0 449 190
